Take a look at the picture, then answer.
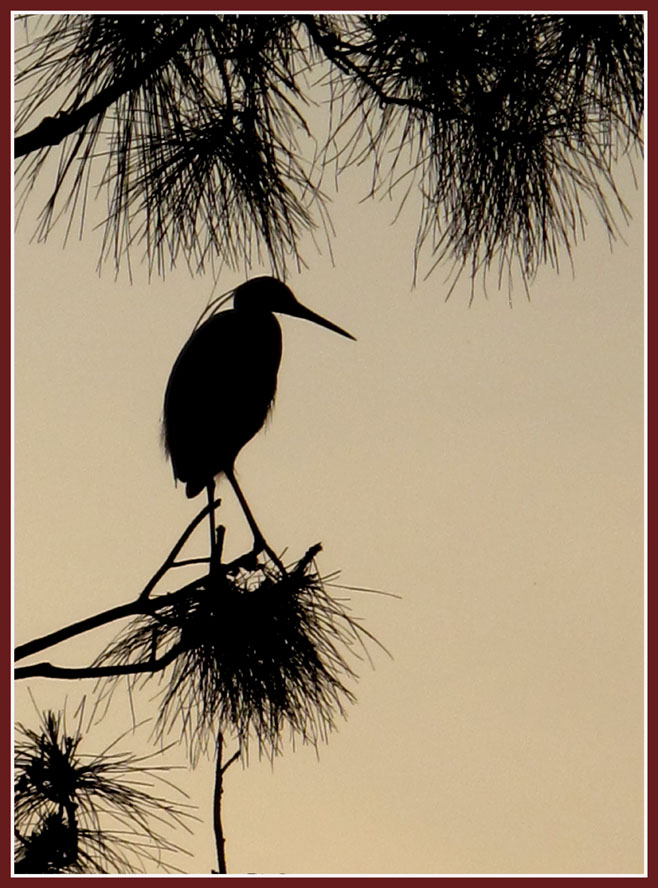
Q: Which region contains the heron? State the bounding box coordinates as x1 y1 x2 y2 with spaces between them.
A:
163 275 355 570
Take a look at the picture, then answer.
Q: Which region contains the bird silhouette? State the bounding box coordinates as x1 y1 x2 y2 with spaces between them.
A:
163 275 354 567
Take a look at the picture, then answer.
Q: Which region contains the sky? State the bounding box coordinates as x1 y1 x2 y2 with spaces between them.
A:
13 14 645 877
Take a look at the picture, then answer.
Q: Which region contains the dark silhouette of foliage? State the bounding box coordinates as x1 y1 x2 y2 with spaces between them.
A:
14 708 195 873
93 545 381 764
14 502 387 873
310 14 643 284
14 13 643 284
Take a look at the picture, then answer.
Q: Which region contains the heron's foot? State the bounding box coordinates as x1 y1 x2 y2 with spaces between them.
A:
222 537 287 577
224 548 261 575
249 534 287 576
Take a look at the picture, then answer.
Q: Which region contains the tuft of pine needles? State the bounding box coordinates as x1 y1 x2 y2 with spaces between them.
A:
14 708 195 874
14 14 326 280
309 13 644 290
16 13 644 288
16 14 642 288
95 546 381 764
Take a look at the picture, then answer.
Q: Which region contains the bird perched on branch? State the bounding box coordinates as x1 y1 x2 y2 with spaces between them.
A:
163 275 355 565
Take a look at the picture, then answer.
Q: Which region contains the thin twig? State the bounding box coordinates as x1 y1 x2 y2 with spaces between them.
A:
139 497 221 601
213 736 239 874
221 748 241 775
214 733 227 874
172 558 211 568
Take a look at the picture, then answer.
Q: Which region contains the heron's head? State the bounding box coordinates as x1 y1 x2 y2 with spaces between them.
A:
233 276 355 340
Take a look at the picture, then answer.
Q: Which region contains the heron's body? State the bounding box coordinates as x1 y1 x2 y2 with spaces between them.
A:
164 307 282 498
162 275 354 561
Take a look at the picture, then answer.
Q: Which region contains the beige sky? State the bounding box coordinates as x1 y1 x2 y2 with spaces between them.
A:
13 16 645 876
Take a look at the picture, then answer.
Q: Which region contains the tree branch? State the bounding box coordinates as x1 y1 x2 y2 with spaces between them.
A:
14 642 184 681
14 17 205 158
301 16 448 114
14 601 143 663
14 498 221 663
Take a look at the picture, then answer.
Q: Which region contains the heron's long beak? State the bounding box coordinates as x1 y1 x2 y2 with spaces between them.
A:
286 301 356 340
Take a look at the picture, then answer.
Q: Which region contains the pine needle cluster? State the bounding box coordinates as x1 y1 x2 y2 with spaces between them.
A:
96 547 378 763
313 13 643 287
14 13 643 286
14 709 194 873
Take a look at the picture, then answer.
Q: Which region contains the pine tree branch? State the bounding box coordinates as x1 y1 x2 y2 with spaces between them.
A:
14 601 144 663
301 15 458 116
14 17 205 158
14 642 184 681
14 498 220 663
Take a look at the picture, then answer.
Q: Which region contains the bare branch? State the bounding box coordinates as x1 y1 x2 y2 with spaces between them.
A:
14 499 221 664
14 601 143 664
139 497 221 601
14 643 184 682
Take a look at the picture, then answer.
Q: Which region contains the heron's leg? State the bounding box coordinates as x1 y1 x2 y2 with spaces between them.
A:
224 467 286 574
